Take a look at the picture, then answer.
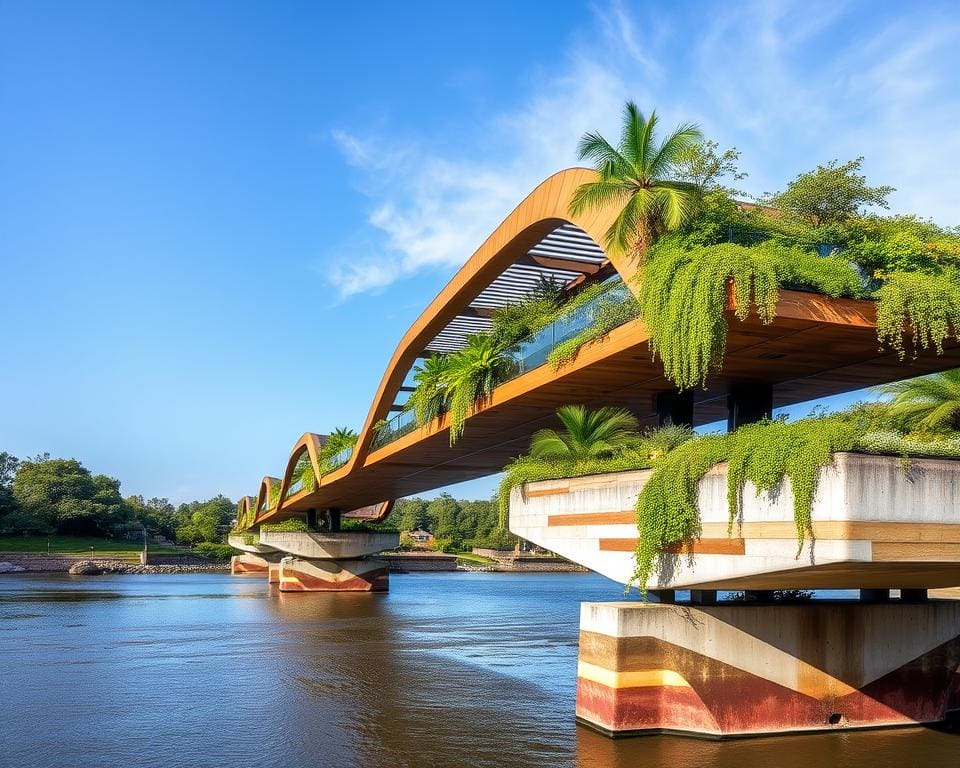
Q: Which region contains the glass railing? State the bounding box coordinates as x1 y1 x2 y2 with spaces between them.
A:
327 445 353 471
371 280 633 451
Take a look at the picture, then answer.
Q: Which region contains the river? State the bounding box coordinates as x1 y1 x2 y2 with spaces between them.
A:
0 572 957 768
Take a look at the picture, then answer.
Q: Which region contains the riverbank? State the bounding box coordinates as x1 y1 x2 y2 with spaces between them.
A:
0 552 227 574
384 550 587 573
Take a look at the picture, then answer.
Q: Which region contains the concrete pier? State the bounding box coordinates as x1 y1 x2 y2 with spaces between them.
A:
576 601 960 738
255 530 399 592
230 552 281 575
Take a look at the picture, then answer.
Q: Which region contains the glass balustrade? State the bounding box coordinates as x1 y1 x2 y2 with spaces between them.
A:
370 282 634 451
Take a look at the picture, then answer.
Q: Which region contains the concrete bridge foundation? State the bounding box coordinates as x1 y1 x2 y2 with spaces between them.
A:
230 552 282 576
278 556 389 592
576 601 960 738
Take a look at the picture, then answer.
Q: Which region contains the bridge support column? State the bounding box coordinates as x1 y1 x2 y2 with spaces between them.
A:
655 390 694 428
576 601 960 738
278 556 389 592
727 382 773 431
230 552 283 576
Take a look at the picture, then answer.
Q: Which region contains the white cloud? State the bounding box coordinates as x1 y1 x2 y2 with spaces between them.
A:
324 0 960 299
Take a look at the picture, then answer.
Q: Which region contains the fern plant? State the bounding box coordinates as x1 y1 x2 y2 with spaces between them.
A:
445 334 516 444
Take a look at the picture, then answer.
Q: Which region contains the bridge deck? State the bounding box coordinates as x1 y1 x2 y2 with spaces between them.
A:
258 289 960 522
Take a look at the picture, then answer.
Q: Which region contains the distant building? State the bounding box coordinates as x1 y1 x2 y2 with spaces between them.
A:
405 529 435 548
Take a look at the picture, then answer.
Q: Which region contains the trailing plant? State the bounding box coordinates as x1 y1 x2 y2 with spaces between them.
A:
875 271 960 360
639 239 863 389
631 417 859 591
444 333 516 445
261 518 310 533
267 483 282 510
631 434 730 593
722 418 858 545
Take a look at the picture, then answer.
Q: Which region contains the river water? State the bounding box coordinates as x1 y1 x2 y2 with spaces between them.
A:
0 572 957 768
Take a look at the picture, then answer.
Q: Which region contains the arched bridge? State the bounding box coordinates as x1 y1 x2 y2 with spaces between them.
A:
241 167 960 527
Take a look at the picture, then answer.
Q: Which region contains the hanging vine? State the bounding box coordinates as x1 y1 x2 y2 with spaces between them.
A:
875 270 960 359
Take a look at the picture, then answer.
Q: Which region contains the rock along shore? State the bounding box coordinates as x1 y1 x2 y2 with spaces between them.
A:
0 554 229 575
67 559 230 575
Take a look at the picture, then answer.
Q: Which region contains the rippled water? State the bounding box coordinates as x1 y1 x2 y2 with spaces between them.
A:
1 572 957 768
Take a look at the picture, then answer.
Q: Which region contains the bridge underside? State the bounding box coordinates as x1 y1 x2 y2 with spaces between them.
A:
267 291 960 520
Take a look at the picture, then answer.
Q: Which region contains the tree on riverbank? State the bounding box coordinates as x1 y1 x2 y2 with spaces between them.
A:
388 494 517 552
0 452 235 548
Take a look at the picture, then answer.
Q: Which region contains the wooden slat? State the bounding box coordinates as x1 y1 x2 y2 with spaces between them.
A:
600 538 746 555
548 516 960 544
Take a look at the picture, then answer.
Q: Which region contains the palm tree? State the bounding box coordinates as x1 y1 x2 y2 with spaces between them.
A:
406 354 454 426
530 405 639 460
877 369 960 431
445 334 517 444
570 102 702 258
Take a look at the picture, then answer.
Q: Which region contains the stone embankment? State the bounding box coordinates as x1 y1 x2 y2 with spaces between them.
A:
0 553 228 574
68 559 229 575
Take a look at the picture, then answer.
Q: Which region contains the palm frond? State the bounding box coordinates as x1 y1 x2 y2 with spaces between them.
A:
648 123 703 178
576 132 631 178
569 179 631 218
619 101 649 170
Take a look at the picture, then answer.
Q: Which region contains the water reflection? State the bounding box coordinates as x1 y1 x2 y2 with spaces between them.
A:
0 573 958 768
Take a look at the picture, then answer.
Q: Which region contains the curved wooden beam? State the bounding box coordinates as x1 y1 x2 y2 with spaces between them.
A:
250 168 632 522
276 433 325 513
255 476 282 516
341 167 628 476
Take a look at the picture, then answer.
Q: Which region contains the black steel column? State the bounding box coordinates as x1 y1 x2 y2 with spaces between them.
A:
650 589 676 604
656 390 694 428
327 508 342 533
306 509 319 530
727 382 773 431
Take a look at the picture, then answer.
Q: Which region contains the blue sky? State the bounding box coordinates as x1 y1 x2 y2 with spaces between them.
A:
1 0 958 504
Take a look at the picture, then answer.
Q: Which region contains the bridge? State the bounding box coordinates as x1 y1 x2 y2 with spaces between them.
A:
238 167 958 522
229 167 960 739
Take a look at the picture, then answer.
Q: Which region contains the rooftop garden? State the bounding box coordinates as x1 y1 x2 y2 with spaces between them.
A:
500 372 960 595
495 101 960 596
377 102 960 448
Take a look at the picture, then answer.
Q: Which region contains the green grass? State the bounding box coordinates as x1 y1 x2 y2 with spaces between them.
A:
454 552 497 565
0 535 185 561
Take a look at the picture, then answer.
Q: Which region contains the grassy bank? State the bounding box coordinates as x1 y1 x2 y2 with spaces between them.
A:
0 535 186 561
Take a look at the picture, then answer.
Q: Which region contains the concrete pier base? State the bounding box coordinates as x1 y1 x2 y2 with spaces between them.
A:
576 601 960 739
230 553 277 575
278 556 389 592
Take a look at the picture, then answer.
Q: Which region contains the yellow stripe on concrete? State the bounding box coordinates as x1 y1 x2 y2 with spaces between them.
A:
577 661 690 689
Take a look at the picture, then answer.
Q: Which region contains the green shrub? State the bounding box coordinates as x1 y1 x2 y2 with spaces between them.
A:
192 542 236 561
260 518 309 533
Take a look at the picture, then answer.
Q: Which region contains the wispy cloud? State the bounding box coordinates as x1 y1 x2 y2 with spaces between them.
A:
324 0 960 299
